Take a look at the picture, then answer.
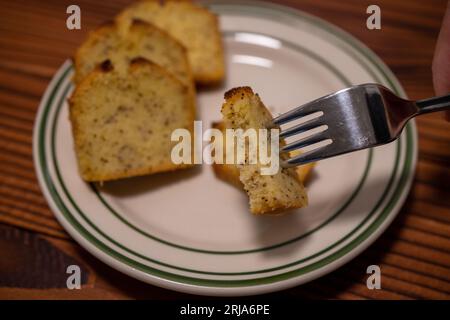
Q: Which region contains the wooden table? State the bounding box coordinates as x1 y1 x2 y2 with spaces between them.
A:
0 0 449 300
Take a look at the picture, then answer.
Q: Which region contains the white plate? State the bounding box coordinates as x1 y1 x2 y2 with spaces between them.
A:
33 0 417 296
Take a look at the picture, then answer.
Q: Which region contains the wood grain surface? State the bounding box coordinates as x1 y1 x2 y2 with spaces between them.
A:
0 0 449 300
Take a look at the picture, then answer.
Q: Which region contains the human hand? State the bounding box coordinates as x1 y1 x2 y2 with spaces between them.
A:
432 1 450 120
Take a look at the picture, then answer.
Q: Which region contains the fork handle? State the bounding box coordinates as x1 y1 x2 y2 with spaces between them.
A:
416 93 450 114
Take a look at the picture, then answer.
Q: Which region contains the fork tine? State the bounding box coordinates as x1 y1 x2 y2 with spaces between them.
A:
282 146 327 167
272 100 323 126
273 86 355 127
279 115 325 138
281 130 330 153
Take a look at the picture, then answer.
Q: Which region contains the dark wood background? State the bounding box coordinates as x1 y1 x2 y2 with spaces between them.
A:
0 0 449 299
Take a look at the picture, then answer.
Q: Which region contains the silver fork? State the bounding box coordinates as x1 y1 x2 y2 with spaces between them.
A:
273 84 450 168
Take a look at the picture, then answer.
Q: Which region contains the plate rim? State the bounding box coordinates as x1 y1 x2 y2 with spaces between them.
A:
32 0 418 296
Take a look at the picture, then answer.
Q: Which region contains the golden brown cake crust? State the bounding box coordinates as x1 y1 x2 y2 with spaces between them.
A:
223 86 254 100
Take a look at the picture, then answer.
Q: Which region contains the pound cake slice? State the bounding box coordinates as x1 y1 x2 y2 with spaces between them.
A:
117 0 224 84
221 87 308 214
69 58 195 182
211 122 315 187
74 19 194 95
211 121 242 188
